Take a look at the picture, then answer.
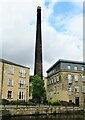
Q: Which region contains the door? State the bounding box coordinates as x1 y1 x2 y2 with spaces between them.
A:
75 97 79 106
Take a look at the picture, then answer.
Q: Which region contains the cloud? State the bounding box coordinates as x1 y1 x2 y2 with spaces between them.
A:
42 20 83 75
1 1 83 76
42 2 83 75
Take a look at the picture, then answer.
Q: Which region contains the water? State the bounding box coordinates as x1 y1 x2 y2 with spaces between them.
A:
2 115 85 120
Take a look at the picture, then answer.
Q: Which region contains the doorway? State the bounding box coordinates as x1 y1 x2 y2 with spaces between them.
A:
75 97 79 106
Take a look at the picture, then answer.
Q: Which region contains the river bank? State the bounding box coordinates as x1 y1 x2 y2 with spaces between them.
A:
0 105 85 117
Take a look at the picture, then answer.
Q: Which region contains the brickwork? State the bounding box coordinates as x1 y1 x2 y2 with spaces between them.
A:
0 59 30 101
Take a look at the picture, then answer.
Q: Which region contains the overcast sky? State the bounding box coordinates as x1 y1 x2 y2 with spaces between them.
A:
0 0 84 76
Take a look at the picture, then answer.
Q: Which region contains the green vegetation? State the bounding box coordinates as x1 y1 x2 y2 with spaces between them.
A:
2 99 9 105
2 99 27 105
48 99 61 106
30 75 46 103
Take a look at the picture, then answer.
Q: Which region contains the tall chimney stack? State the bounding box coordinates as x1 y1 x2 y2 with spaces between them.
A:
34 6 43 79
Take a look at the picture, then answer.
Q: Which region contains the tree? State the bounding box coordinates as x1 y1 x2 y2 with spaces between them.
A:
30 75 46 103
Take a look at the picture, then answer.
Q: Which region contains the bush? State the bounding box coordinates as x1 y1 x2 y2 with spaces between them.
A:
2 99 9 105
52 101 61 106
9 100 17 105
17 100 25 105
60 101 76 106
2 99 27 105
48 99 61 106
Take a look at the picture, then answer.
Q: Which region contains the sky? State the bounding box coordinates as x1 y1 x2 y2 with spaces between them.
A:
0 0 84 76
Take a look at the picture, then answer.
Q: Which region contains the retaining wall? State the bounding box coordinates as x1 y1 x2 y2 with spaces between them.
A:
0 106 84 116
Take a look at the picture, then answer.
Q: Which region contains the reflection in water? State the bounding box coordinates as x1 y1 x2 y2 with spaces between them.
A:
2 114 85 120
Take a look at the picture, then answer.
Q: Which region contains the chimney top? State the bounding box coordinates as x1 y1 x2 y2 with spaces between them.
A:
37 6 41 10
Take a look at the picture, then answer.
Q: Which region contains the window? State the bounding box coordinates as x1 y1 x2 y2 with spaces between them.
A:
20 80 24 88
81 67 84 71
67 74 72 83
54 77 56 83
67 65 71 70
8 66 14 74
68 86 72 92
68 86 72 95
74 66 77 70
57 76 59 81
74 86 79 93
74 74 78 81
82 76 85 82
49 79 51 84
82 86 85 93
7 91 12 99
68 74 72 80
69 100 72 103
19 69 26 78
51 79 54 83
19 91 24 99
8 78 13 86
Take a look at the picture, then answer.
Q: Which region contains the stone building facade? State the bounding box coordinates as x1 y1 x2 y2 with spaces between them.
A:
0 59 30 101
46 59 85 107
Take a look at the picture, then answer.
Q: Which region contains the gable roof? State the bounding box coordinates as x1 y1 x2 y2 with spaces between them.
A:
0 59 30 69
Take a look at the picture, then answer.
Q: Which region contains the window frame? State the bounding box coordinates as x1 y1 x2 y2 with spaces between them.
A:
81 67 84 71
74 66 78 71
19 69 26 78
68 86 72 95
19 91 24 100
67 65 71 70
8 78 13 86
7 90 12 99
74 74 78 82
67 74 72 84
8 66 14 74
74 86 79 93
57 75 59 82
20 80 25 88
82 75 85 82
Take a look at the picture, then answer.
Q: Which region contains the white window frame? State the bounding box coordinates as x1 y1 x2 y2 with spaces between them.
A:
68 74 72 80
68 86 72 95
19 91 24 100
19 69 26 78
67 65 71 70
7 90 13 99
54 77 56 83
8 78 13 86
20 80 25 88
82 75 85 82
74 86 79 93
74 74 78 81
8 66 14 74
51 79 54 83
81 67 84 71
74 66 77 70
68 74 72 83
57 76 59 81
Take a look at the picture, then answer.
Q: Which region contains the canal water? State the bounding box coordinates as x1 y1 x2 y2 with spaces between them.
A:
2 115 85 120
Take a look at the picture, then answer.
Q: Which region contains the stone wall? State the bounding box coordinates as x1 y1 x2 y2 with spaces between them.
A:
1 106 84 116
